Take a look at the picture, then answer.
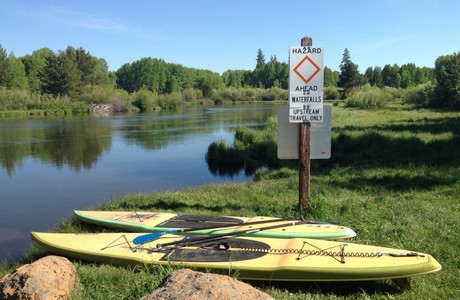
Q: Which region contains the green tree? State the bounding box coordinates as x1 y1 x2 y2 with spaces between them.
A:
433 52 460 108
382 64 401 87
274 61 288 89
5 55 28 89
365 66 384 87
248 50 289 89
324 66 339 87
415 67 435 85
222 70 253 88
0 45 28 89
338 48 364 97
74 47 109 86
256 48 265 67
196 75 213 97
222 70 240 88
115 62 137 93
132 57 156 92
195 71 224 96
21 48 53 93
167 64 187 93
263 56 277 88
400 69 411 88
168 75 180 93
40 51 79 96
252 49 266 87
115 57 223 95
40 46 109 97
399 63 417 88
0 45 8 87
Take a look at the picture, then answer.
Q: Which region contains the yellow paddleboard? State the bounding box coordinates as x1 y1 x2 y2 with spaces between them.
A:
31 232 441 283
74 210 356 240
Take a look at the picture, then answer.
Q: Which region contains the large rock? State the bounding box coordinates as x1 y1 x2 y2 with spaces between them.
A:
142 269 273 300
0 255 76 300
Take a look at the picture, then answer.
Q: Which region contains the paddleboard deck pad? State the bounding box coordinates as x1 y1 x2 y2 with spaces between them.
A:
31 232 441 283
74 210 356 240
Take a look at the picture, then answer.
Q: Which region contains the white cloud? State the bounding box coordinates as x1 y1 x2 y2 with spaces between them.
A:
355 36 408 54
16 5 155 39
48 7 125 32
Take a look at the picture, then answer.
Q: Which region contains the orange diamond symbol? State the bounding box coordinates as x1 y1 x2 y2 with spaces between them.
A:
293 56 321 84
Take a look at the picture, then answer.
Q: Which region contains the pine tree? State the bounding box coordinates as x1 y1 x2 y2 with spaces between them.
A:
338 48 363 97
256 48 265 67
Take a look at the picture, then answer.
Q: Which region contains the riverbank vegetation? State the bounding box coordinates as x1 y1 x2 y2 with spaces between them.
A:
2 103 458 299
1 44 459 118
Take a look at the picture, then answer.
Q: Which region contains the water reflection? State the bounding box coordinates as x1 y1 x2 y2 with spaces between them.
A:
0 105 277 176
0 104 279 261
0 119 112 175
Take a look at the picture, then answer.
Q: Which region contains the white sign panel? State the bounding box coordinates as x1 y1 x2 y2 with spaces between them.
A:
278 105 331 159
289 102 324 123
289 46 324 123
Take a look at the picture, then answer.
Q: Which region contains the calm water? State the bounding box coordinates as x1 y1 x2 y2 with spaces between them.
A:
0 104 279 261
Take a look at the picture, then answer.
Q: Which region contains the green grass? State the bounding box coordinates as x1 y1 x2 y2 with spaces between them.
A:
1 104 459 299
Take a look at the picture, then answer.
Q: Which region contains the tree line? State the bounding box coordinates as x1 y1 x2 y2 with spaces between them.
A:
336 48 459 108
0 43 459 113
0 46 110 94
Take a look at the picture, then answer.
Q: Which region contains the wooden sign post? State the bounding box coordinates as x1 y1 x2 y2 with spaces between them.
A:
299 36 312 210
284 36 326 210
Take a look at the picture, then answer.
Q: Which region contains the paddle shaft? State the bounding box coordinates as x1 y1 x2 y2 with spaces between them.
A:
133 216 338 245
155 220 306 248
169 216 301 233
133 216 314 245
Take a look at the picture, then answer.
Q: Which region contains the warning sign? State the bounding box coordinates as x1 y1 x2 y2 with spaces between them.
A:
293 55 321 85
277 105 331 159
289 46 324 123
289 46 324 92
289 103 324 123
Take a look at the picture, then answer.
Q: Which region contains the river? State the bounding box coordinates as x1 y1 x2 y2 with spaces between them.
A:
0 104 279 262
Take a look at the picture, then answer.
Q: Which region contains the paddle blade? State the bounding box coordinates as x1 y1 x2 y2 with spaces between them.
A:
133 231 171 245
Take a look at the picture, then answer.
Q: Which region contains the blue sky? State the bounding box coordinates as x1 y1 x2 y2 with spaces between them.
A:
1 0 458 74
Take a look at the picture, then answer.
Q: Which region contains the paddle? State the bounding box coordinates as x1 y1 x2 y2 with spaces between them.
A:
154 220 308 248
133 217 305 245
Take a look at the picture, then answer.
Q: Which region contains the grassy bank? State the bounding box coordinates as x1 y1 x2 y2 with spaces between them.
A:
0 87 288 119
2 104 459 299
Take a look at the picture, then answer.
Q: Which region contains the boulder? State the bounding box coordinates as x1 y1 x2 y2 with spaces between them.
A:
0 255 76 300
142 269 273 300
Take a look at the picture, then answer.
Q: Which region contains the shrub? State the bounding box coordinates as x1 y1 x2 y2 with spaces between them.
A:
254 167 297 181
131 89 158 112
402 82 434 106
0 87 29 110
324 86 340 100
70 101 91 114
240 88 259 101
158 92 181 110
383 86 403 100
345 86 393 109
261 87 287 101
221 88 242 102
182 88 203 102
211 87 288 103
81 85 112 104
108 89 130 112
